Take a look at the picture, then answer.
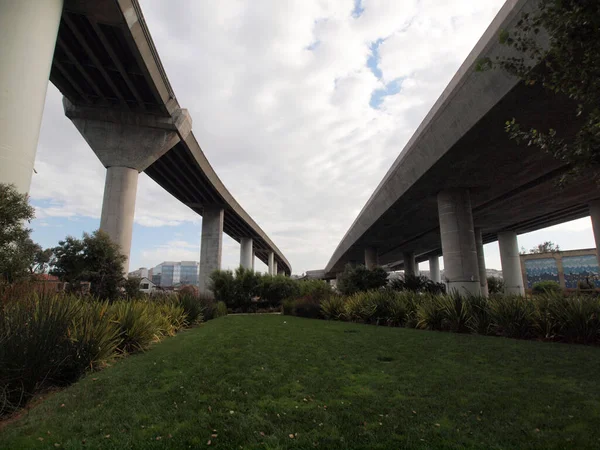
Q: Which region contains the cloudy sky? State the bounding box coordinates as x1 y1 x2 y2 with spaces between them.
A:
30 0 595 275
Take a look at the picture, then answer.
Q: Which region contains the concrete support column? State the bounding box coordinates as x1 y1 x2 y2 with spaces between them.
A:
252 250 255 271
273 261 278 276
364 247 378 269
403 252 417 277
268 252 275 275
428 256 441 283
63 99 192 276
498 231 525 296
199 206 224 295
0 0 64 193
437 189 480 295
590 201 600 268
100 167 138 273
240 237 253 270
475 228 489 297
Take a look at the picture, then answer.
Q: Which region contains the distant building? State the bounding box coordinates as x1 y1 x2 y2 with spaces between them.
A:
128 267 149 279
520 248 599 289
139 277 156 294
148 261 199 288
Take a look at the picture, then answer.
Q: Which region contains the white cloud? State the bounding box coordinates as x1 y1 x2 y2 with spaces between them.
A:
34 0 586 276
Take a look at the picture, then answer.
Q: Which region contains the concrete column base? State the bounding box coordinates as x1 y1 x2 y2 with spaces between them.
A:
240 237 253 270
364 247 378 269
475 228 489 297
403 251 417 277
199 206 224 295
428 256 441 283
438 189 481 296
498 231 525 296
100 167 138 274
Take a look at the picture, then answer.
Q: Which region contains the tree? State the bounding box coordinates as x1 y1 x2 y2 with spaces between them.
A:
30 247 53 274
530 240 560 254
478 0 600 183
51 230 126 301
337 264 388 295
0 183 38 282
123 276 142 299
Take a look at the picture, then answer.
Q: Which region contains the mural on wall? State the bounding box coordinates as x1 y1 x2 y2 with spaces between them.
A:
524 258 559 288
562 255 600 288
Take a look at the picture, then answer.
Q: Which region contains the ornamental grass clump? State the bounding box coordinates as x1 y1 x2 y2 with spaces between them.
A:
489 295 535 339
551 294 600 344
320 296 346 321
109 301 164 353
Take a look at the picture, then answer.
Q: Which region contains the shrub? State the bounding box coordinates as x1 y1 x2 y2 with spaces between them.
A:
216 301 228 317
489 295 534 339
260 275 301 308
66 301 121 376
178 292 204 324
467 295 492 335
390 275 445 294
155 300 187 336
321 296 346 320
337 264 388 295
416 295 445 330
292 296 322 319
0 293 78 413
439 293 471 333
298 280 332 301
109 301 163 353
532 280 562 296
344 292 377 322
552 294 600 344
282 299 295 315
487 277 504 295
532 293 560 339
577 278 596 291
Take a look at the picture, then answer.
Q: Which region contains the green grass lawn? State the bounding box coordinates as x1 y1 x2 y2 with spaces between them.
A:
2 315 600 449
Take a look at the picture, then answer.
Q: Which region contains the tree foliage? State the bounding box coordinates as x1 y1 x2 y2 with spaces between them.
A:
51 230 126 301
0 183 39 282
479 0 600 183
530 240 560 254
336 264 388 295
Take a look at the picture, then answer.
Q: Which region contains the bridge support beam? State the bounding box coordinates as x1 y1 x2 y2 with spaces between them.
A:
199 206 224 295
0 0 64 193
268 251 275 275
590 201 600 268
428 256 440 283
403 252 417 277
498 231 525 296
240 237 253 270
475 228 489 297
437 189 480 295
63 99 191 274
364 247 378 269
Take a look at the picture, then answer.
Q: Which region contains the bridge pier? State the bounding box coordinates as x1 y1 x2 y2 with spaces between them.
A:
240 237 253 270
273 261 278 275
0 0 63 193
590 201 600 268
364 247 378 269
498 231 525 295
63 99 191 273
199 206 224 295
428 256 440 283
437 189 480 295
268 251 275 275
475 228 489 297
403 251 417 277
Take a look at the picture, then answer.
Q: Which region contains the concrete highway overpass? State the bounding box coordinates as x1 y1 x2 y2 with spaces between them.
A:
0 0 291 291
325 0 600 295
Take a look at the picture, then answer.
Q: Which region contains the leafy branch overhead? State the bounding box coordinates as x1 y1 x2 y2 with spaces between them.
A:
478 0 600 184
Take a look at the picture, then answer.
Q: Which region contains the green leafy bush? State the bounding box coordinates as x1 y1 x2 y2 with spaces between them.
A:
532 280 562 295
390 275 445 295
416 295 445 331
292 297 322 319
467 295 492 335
487 277 504 295
337 264 388 295
178 292 205 324
320 296 346 320
438 293 471 333
216 301 228 317
489 295 535 339
109 301 163 353
282 299 295 315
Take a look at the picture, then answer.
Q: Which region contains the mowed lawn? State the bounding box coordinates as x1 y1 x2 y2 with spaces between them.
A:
2 316 600 449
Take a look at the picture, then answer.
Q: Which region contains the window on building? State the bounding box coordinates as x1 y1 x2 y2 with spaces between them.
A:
141 283 149 289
